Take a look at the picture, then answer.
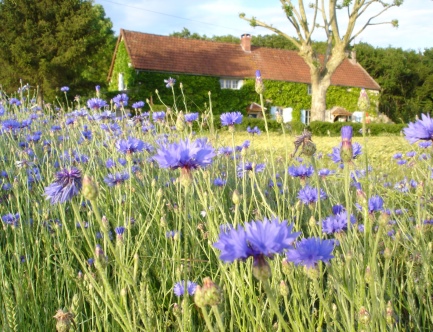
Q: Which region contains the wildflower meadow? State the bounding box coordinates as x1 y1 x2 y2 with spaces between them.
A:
0 80 432 332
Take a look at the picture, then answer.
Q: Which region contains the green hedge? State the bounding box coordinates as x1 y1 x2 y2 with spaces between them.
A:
308 121 405 136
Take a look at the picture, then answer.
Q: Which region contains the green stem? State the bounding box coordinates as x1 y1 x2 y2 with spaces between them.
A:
212 306 225 332
262 280 290 332
200 307 215 332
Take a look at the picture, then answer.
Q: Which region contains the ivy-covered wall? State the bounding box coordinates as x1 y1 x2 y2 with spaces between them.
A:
108 42 379 118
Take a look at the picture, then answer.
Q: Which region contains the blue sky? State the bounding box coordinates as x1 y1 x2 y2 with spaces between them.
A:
94 0 432 51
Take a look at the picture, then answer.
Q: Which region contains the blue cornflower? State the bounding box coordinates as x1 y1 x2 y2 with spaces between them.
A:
406 151 416 158
116 137 145 154
247 126 261 135
104 172 130 187
419 141 432 148
26 133 41 143
328 142 362 164
132 101 145 109
213 178 227 187
184 112 199 123
173 280 197 297
166 230 180 239
81 126 92 140
403 113 433 144
368 195 384 213
9 98 21 106
51 125 62 132
152 111 166 122
218 146 233 157
220 111 243 127
297 185 327 205
322 211 356 234
115 226 126 235
2 213 20 227
164 77 176 88
2 119 21 131
44 167 82 204
213 218 300 263
237 162 265 177
104 172 129 187
318 168 335 178
87 98 107 110
60 86 69 92
152 138 215 171
105 158 116 168
288 164 314 179
113 93 128 107
286 237 335 268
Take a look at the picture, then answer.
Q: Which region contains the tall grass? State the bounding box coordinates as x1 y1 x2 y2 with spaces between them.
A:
0 83 432 331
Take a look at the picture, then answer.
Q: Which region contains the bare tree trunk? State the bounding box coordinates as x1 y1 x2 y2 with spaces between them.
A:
310 75 331 122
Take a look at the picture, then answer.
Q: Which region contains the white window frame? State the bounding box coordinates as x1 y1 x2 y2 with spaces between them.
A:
307 84 312 95
118 73 125 91
220 78 243 90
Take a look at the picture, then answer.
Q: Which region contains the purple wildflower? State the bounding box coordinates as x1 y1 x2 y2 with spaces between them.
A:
152 138 215 170
237 162 265 177
213 178 227 187
286 237 334 268
116 137 145 154
184 112 199 123
403 113 433 144
213 218 300 263
173 280 197 296
104 172 130 187
60 86 69 92
419 141 432 148
288 164 314 179
297 185 327 205
44 167 82 204
113 93 128 107
368 195 384 213
132 101 145 109
322 211 356 234
152 111 166 122
247 126 261 135
87 98 107 110
220 112 243 127
329 142 362 164
164 77 176 88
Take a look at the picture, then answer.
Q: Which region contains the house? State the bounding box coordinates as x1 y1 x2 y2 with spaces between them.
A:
246 102 267 118
108 30 380 122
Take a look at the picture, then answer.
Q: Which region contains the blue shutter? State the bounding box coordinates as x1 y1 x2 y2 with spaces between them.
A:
301 109 306 124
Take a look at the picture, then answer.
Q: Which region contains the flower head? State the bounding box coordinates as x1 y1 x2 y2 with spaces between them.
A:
322 211 356 234
164 77 176 88
368 195 384 213
152 111 166 122
329 142 362 164
297 185 327 205
247 126 261 135
113 93 129 107
293 129 316 157
104 172 130 187
286 237 335 268
237 162 265 177
60 86 69 92
87 98 107 110
213 218 300 263
403 113 433 144
132 101 145 109
288 164 314 179
255 70 265 94
184 112 199 123
116 137 145 154
174 280 197 296
44 167 82 204
220 112 243 127
152 138 215 171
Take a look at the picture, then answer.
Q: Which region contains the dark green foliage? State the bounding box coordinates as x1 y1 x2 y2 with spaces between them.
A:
308 121 405 136
0 0 116 101
356 43 433 122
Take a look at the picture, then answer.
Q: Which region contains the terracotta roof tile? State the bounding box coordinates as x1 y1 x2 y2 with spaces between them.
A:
110 30 380 90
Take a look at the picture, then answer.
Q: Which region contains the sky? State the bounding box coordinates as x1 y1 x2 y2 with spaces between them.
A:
94 0 433 51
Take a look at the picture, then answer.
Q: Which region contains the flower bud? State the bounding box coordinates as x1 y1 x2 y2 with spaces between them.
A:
255 70 265 94
53 309 74 332
279 280 289 297
232 190 241 205
358 306 370 324
193 277 223 307
252 256 272 281
82 175 99 200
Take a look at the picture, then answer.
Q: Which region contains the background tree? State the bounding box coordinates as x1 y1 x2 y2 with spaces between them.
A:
0 0 116 102
240 0 403 121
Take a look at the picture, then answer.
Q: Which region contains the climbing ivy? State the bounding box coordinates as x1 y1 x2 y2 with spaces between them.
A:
108 47 379 119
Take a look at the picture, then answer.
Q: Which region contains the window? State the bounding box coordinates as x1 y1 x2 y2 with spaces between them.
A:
307 84 312 95
118 73 125 91
220 79 243 90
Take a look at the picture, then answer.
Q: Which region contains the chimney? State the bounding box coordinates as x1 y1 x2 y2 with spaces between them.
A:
240 34 251 52
350 49 357 64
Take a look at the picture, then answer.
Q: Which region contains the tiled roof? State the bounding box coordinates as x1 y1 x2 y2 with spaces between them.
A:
109 29 380 90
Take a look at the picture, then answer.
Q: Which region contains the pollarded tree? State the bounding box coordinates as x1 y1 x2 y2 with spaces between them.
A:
0 0 115 102
240 0 403 121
